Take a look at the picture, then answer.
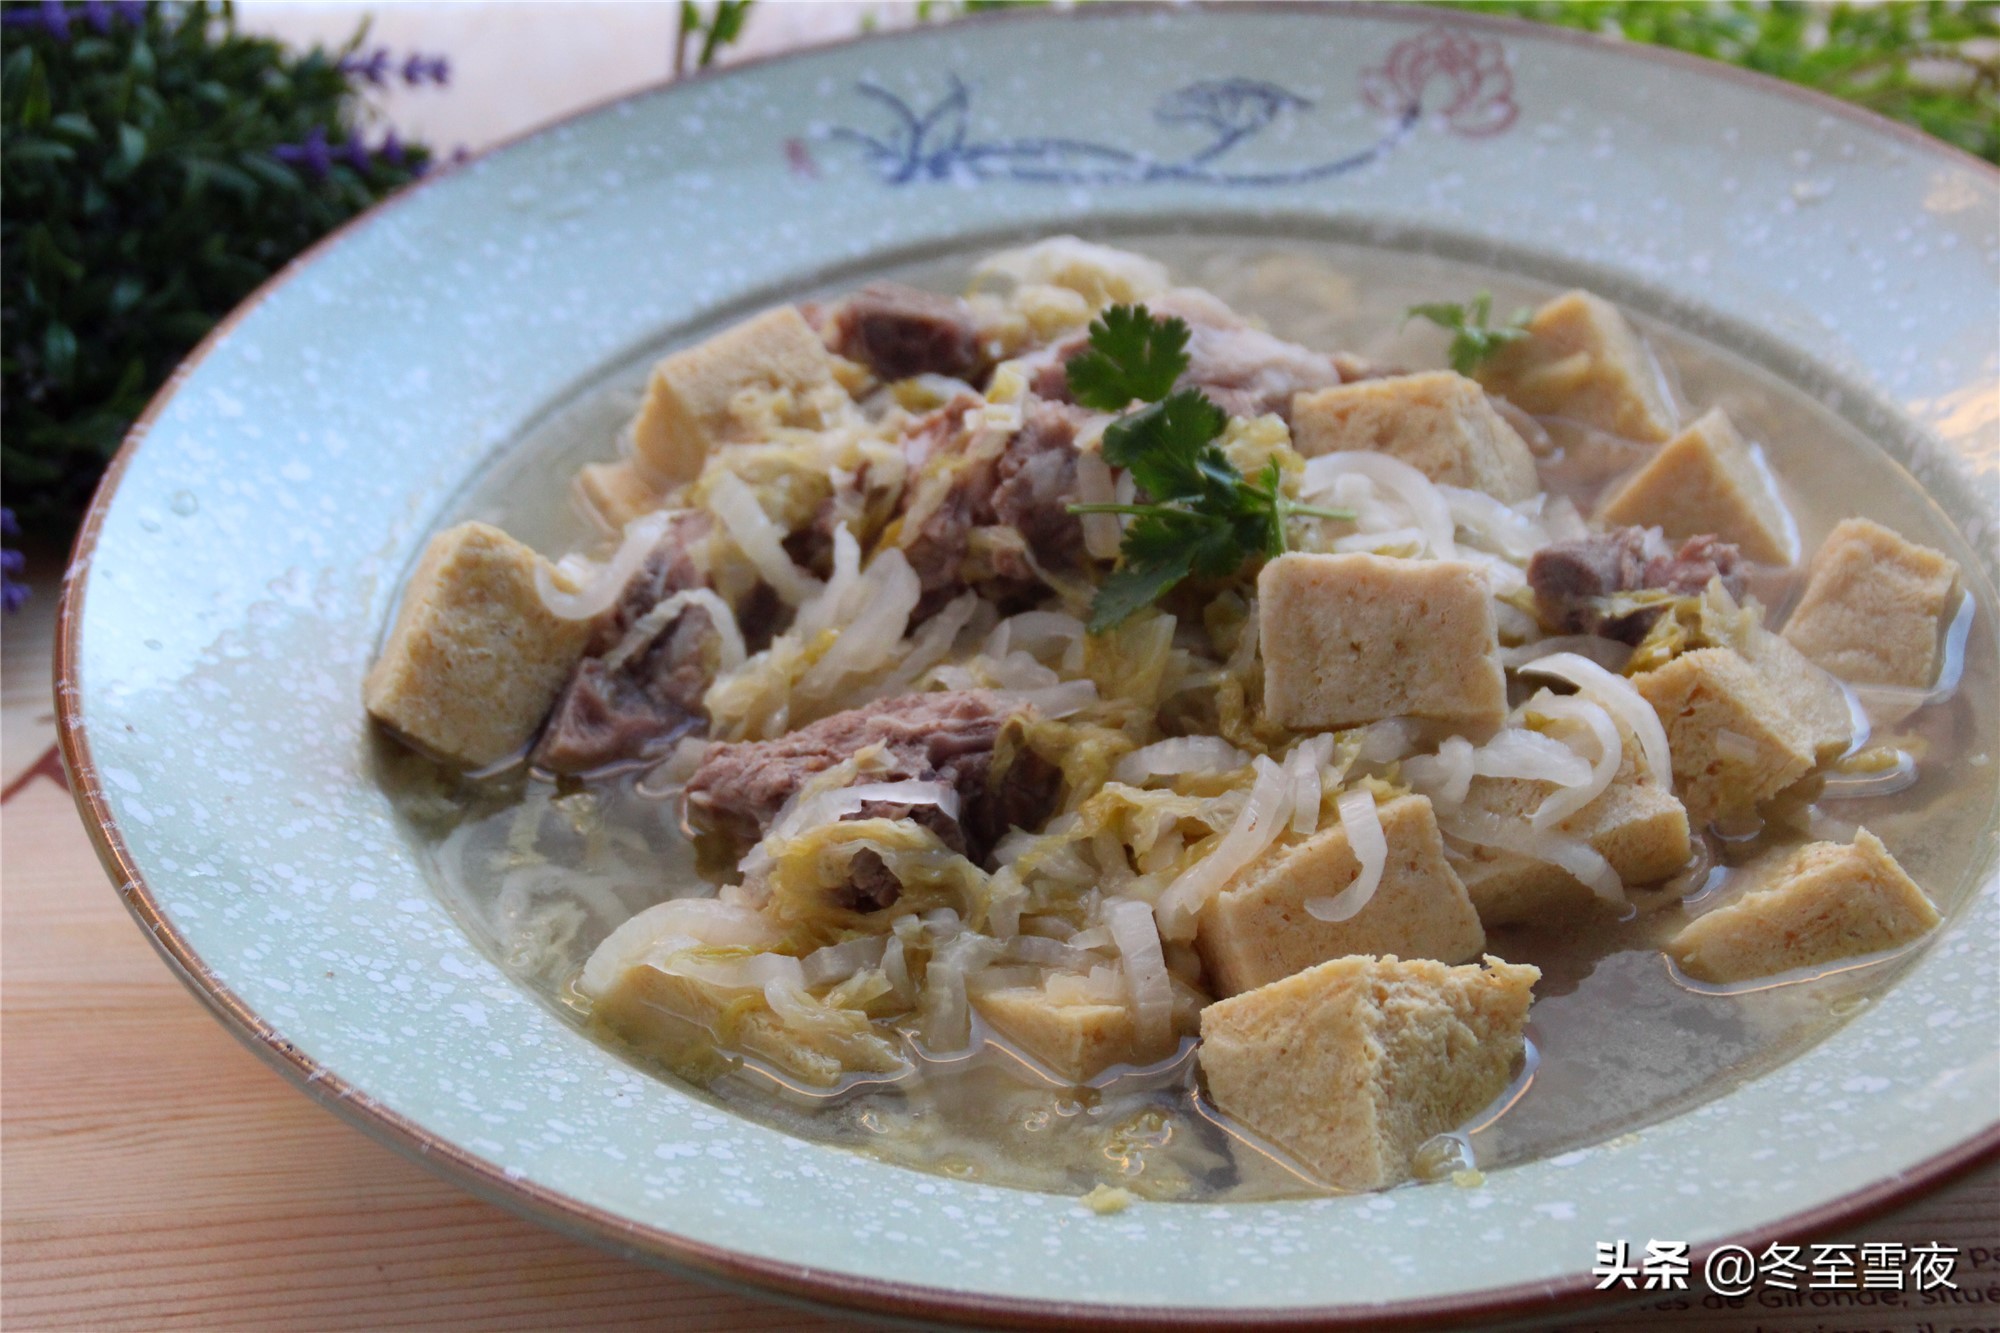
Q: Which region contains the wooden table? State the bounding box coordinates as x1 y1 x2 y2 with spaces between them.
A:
2 549 1994 1331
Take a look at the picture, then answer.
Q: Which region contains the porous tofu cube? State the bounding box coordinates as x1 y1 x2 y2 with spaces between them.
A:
1199 795 1486 997
974 985 1179 1082
1669 830 1940 983
1595 409 1796 564
1631 647 1815 827
630 305 836 486
1290 371 1539 502
1741 627 1853 765
590 959 905 1088
1475 290 1677 443
1449 724 1691 927
1259 553 1507 732
1780 518 1961 688
363 522 592 768
1198 955 1539 1191
576 459 661 531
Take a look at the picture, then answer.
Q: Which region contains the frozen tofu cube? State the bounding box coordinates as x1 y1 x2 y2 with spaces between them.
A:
590 959 905 1088
1199 795 1486 997
1595 409 1796 564
1475 290 1677 443
1450 723 1691 927
1632 647 1815 827
974 985 1180 1082
1198 955 1539 1191
363 522 592 768
1669 830 1939 983
630 305 836 486
1259 553 1507 731
1290 371 1539 502
1741 627 1853 765
1781 518 1961 688
576 459 661 531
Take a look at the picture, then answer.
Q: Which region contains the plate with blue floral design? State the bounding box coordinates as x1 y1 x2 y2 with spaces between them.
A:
58 6 1999 1326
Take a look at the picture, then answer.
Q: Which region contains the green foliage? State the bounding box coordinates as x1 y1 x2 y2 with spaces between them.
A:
1458 1 2000 165
1066 305 1350 632
1405 293 1531 377
676 1 754 75
2 2 431 534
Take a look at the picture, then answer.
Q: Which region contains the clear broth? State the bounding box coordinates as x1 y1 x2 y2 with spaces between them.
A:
384 233 1998 1201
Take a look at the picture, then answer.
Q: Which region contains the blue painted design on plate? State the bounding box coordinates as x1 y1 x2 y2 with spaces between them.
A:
828 75 1419 187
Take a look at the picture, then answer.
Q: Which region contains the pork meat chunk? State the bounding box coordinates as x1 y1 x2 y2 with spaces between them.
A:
685 689 1061 868
989 401 1087 570
534 513 720 774
898 398 1088 616
1180 320 1345 420
1527 526 1744 642
824 282 988 383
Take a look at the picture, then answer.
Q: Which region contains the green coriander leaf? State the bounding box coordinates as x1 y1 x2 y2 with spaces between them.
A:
1089 544 1196 633
1085 509 1240 631
1069 306 1355 630
1065 303 1191 411
1405 291 1532 376
1100 387 1228 499
1404 299 1466 329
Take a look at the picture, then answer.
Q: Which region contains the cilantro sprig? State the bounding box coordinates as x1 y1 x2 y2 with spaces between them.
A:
1405 293 1533 377
1065 304 1191 411
1065 304 1350 633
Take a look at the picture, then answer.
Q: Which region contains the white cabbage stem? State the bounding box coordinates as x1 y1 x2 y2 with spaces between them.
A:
602 587 747 675
1440 805 1626 905
1517 651 1672 788
800 934 889 988
1523 696 1622 830
1285 734 1335 836
1403 735 1477 808
708 470 822 605
1155 755 1292 940
1114 736 1252 787
535 510 674 621
1438 484 1549 562
1074 448 1125 560
1305 789 1387 922
1301 451 1456 558
577 896 781 997
1105 897 1173 1053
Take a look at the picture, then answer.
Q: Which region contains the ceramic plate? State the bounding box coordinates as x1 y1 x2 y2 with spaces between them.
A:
59 7 2000 1327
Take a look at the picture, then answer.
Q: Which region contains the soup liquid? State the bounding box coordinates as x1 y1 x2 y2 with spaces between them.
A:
385 232 1998 1201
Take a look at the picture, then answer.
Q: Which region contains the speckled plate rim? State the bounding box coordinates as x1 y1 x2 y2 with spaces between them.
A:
54 5 2000 1329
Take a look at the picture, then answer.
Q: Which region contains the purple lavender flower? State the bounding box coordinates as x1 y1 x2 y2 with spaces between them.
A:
1 1 74 40
337 130 371 172
401 53 450 86
80 0 113 35
338 46 391 86
272 125 332 180
1 509 27 615
376 131 406 167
